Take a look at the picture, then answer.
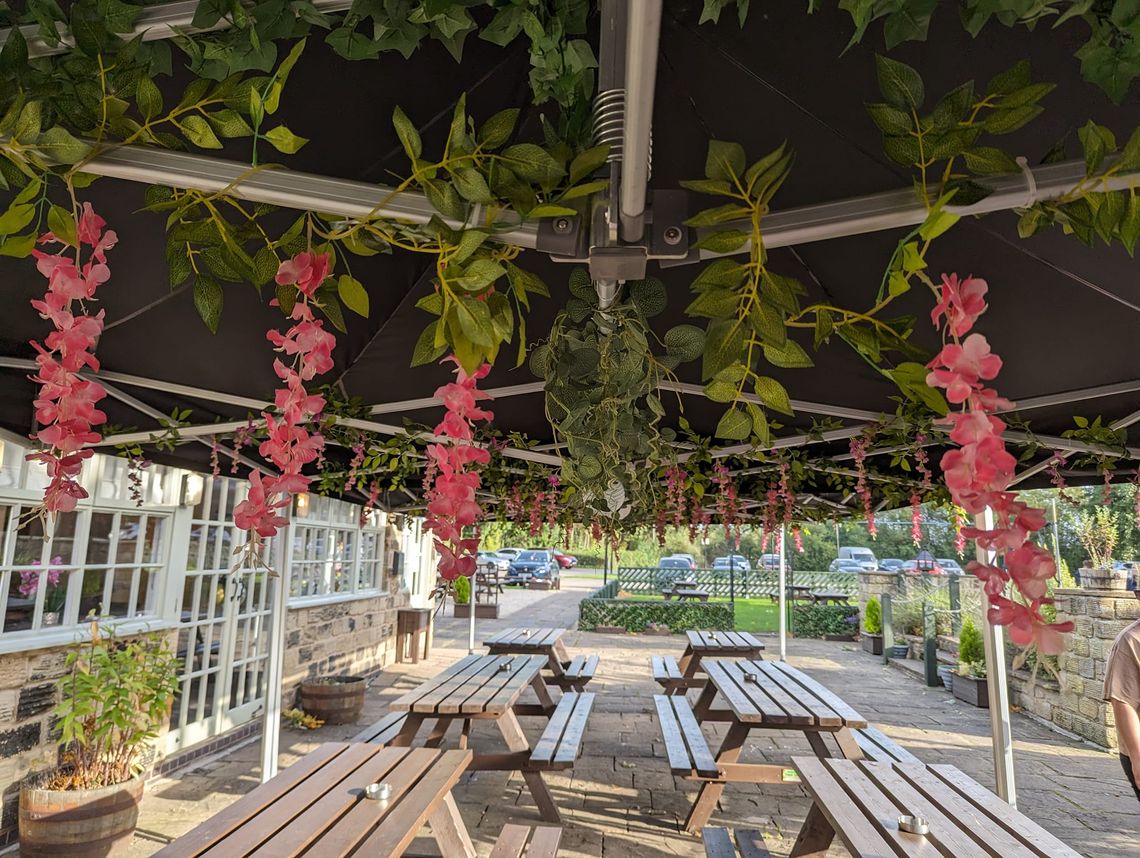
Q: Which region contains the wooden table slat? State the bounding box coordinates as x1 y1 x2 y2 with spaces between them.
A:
792 756 900 856
755 662 843 728
488 824 530 858
655 695 694 774
154 742 350 857
198 743 381 858
672 695 720 778
434 656 508 715
356 749 474 857
857 761 992 858
737 631 763 649
703 660 763 722
528 825 563 856
686 630 704 650
390 654 485 712
530 691 577 763
724 660 811 725
553 691 594 765
892 764 1040 858
251 746 409 857
483 655 546 715
766 660 866 727
702 827 736 858
928 765 1084 858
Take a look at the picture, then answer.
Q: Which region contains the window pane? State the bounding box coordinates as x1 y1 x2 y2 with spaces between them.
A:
116 515 141 563
86 512 115 565
187 524 204 572
143 516 163 563
79 568 108 620
0 441 22 489
3 573 34 632
108 568 134 618
136 569 156 616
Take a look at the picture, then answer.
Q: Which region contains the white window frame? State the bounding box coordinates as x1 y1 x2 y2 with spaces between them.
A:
287 495 386 606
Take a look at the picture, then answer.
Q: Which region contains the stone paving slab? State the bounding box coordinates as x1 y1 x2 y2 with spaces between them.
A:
121 576 1138 857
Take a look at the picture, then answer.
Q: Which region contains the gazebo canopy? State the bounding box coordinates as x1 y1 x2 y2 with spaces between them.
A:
0 1 1137 519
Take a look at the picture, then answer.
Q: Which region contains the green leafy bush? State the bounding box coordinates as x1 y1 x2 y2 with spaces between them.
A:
578 598 733 633
454 574 471 605
791 604 859 638
863 597 882 634
958 616 985 676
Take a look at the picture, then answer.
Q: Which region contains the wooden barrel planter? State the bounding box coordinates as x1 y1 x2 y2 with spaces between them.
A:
19 773 144 857
300 675 366 724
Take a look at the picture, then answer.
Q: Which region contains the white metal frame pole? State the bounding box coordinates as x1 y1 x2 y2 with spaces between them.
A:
259 532 289 783
619 0 662 242
975 507 1017 805
468 574 476 655
778 523 787 661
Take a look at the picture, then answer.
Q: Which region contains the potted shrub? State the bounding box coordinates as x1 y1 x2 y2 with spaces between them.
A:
300 676 366 724
452 573 499 619
861 597 883 655
20 624 179 856
1076 509 1126 590
952 618 989 708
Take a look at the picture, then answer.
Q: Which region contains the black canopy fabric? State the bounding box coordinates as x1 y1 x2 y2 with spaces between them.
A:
1 5 1137 509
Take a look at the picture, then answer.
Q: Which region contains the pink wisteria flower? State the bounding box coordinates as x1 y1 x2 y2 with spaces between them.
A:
234 252 337 546
26 206 115 516
423 357 494 581
928 272 1072 656
930 273 987 337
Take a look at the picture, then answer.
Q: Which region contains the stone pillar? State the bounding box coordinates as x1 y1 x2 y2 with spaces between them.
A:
1052 587 1140 749
858 571 898 619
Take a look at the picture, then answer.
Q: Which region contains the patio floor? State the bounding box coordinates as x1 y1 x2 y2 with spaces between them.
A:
123 575 1138 857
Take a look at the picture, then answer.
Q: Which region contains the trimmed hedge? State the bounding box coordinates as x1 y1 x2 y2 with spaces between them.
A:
791 603 859 638
579 598 734 633
591 579 621 599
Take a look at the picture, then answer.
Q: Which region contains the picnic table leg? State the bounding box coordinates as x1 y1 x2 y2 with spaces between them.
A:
683 721 750 834
391 713 425 747
804 732 831 758
677 644 696 676
692 679 718 716
425 717 452 748
833 727 864 760
529 673 556 716
497 710 561 824
458 718 471 751
789 803 836 857
427 792 477 858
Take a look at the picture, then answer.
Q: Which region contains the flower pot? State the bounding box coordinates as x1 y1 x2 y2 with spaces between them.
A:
889 643 909 659
824 634 856 641
474 603 499 619
937 665 954 691
1081 567 1129 591
19 772 144 857
453 603 472 618
300 675 366 725
861 633 883 655
952 672 989 708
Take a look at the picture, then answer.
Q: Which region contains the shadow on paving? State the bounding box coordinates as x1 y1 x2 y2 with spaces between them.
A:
124 576 1136 857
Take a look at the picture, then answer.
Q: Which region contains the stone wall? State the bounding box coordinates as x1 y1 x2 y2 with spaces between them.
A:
282 586 408 708
1052 587 1139 749
857 571 897 619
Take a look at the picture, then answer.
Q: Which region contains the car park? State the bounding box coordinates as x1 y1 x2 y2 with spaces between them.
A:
477 552 510 575
880 558 904 572
505 549 560 586
828 558 864 573
712 555 751 571
838 546 877 571
937 558 965 575
668 553 697 568
552 549 577 568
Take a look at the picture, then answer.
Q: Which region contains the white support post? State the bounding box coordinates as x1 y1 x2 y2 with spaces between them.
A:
975 507 1017 805
778 524 787 661
259 533 289 783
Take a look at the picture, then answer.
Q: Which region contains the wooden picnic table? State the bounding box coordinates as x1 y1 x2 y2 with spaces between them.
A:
682 658 867 833
678 630 765 681
808 591 851 605
664 589 710 601
790 756 1082 857
387 652 586 823
156 743 476 858
484 627 599 691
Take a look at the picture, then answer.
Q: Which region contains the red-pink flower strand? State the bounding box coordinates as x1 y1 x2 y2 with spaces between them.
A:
849 437 877 537
27 204 116 516
422 358 493 580
234 252 337 544
926 272 1073 654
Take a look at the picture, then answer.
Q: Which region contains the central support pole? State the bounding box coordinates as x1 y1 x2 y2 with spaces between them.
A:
468 575 477 655
260 532 289 782
778 524 787 661
975 508 1017 805
619 0 662 242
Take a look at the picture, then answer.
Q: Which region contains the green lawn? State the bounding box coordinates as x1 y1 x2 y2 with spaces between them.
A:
622 595 780 632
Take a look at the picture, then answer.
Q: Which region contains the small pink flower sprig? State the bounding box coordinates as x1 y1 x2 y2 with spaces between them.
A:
926 273 1073 654
423 357 493 581
849 437 877 537
712 462 741 547
26 204 116 518
664 466 687 528
234 252 337 560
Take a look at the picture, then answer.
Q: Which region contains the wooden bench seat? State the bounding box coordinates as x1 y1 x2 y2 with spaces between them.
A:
702 827 771 857
654 694 719 779
650 654 686 694
852 725 921 763
530 691 595 768
489 824 562 858
557 654 599 690
351 710 409 746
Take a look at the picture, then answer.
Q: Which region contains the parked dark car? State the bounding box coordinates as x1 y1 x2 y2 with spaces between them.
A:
880 558 904 572
506 550 560 585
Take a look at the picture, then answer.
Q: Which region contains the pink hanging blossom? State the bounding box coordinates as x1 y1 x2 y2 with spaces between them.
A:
792 526 804 553
422 358 493 581
665 466 687 527
234 252 337 546
26 204 116 516
654 509 667 547
927 272 1072 655
345 443 365 493
910 493 923 547
712 463 741 547
849 437 877 537
360 481 380 527
953 507 967 555
210 436 221 478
